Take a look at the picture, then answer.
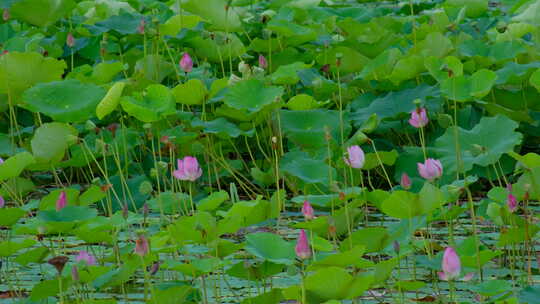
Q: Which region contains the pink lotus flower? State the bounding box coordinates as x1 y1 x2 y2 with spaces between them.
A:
56 191 67 211
137 18 145 34
0 196 4 208
400 172 411 190
0 157 4 164
173 156 202 181
438 247 461 281
179 52 193 73
507 193 517 213
295 230 311 259
302 200 315 220
258 54 267 69
75 250 96 265
417 158 443 181
344 145 365 169
2 9 9 22
66 33 75 48
409 107 429 128
135 235 149 257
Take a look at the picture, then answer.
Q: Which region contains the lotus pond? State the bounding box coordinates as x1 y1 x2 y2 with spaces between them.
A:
0 0 539 303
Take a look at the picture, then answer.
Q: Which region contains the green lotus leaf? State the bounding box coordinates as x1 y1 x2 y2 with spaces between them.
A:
182 0 241 32
187 33 246 63
0 208 26 226
23 79 105 122
160 14 204 36
172 79 208 105
96 82 126 120
120 84 175 122
381 183 444 219
281 151 334 185
92 12 142 35
270 62 311 85
316 46 369 74
0 152 36 181
31 123 78 164
352 84 440 124
11 0 76 27
416 32 453 58
512 0 540 25
495 62 540 85
0 52 66 104
38 206 98 222
440 69 497 101
280 109 350 149
305 267 373 301
286 94 327 110
434 115 523 175
529 69 540 92
445 0 488 18
359 48 402 81
191 117 254 138
134 55 175 83
224 79 283 113
245 232 296 265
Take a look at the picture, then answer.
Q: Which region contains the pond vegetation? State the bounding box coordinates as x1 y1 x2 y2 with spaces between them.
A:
0 0 539 303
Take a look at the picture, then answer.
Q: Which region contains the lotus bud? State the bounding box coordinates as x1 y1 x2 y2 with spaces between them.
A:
56 191 67 212
0 196 4 208
66 33 75 48
507 193 517 213
137 18 145 34
301 200 315 220
149 261 160 275
409 107 429 128
75 250 96 265
135 234 149 257
179 52 193 73
258 54 268 69
173 156 203 182
438 247 461 281
417 158 443 181
295 230 311 260
400 173 412 190
320 64 330 74
0 157 4 164
2 9 9 21
344 145 365 169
